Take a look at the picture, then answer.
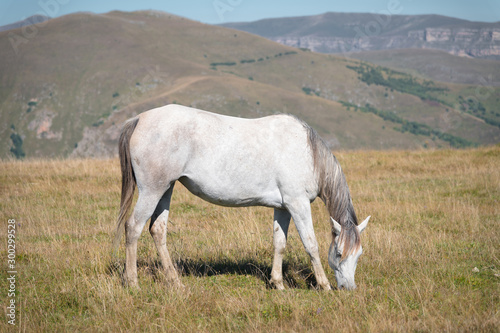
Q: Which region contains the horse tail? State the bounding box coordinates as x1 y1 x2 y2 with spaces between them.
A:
113 116 140 254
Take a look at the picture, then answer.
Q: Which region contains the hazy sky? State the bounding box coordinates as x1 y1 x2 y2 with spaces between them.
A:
1 0 499 27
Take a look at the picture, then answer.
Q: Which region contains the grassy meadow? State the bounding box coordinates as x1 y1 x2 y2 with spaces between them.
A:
1 147 499 332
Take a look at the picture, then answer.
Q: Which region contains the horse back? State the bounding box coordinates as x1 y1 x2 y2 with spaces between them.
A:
129 104 318 207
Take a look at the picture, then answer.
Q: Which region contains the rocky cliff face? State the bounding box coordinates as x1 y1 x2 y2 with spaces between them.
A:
222 13 500 59
270 27 500 58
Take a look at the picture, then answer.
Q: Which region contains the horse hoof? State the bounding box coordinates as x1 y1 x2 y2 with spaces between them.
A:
122 276 139 289
270 280 286 290
322 284 332 291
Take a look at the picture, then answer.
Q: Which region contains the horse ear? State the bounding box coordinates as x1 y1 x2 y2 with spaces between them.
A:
330 217 342 235
357 216 370 234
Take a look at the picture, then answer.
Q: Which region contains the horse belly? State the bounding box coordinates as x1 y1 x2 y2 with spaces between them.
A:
178 174 284 208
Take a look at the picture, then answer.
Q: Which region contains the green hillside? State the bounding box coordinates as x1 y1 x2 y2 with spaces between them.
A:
347 49 500 86
0 11 499 158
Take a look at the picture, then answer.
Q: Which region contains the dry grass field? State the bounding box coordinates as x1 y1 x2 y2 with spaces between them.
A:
1 147 499 332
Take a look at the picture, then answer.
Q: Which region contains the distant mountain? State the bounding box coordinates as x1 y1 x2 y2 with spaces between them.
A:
0 15 51 32
1 11 499 158
220 12 500 59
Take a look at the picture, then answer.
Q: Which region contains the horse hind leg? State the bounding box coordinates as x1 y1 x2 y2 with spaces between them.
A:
149 183 184 288
123 190 163 288
270 208 291 290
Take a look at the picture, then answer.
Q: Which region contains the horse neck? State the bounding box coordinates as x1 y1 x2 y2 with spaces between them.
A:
305 123 357 227
320 154 362 258
318 153 358 227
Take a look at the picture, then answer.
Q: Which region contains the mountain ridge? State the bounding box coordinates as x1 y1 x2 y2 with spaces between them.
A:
0 14 51 32
220 12 500 59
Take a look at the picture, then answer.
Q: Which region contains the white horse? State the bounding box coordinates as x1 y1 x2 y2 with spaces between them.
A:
114 104 370 290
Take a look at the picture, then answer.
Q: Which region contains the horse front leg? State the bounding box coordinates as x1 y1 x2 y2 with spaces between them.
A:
286 198 332 291
270 208 291 290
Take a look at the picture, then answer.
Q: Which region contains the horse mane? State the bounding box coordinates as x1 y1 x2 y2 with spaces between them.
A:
301 121 361 259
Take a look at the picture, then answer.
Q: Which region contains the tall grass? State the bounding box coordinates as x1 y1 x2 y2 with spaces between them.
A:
1 148 499 332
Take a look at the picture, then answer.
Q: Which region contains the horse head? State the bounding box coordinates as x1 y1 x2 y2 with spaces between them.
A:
328 216 370 290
